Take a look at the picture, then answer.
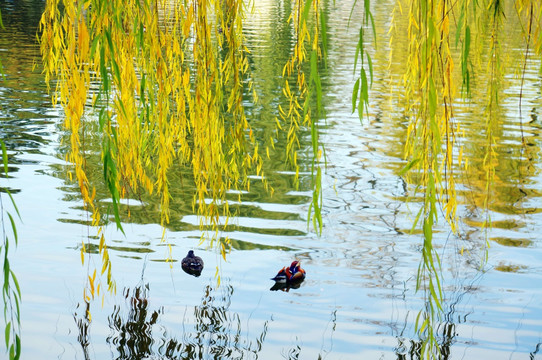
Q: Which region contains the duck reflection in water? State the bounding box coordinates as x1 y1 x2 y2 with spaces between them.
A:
181 250 204 277
270 260 306 291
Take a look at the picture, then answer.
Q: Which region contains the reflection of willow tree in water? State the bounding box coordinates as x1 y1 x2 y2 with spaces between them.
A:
85 282 270 359
392 277 481 360
395 320 456 360
107 285 162 359
74 301 92 360
164 285 268 359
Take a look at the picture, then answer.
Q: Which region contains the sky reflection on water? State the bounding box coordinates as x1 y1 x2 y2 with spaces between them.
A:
0 0 541 359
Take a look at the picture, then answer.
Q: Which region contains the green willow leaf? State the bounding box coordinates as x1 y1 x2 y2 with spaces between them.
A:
302 0 312 24
99 46 110 95
361 68 368 103
90 35 101 58
1 140 7 175
423 217 433 245
354 26 363 74
411 205 424 235
462 25 471 94
4 321 10 348
9 270 20 299
399 158 420 176
111 59 122 90
13 293 19 323
6 193 20 221
7 214 17 245
367 10 376 45
428 77 437 117
320 12 328 62
14 334 20 360
310 50 322 114
352 78 360 113
98 108 107 132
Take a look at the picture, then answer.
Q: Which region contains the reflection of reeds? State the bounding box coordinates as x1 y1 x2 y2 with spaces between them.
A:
72 281 270 359
167 283 270 359
107 285 162 359
392 273 484 360
73 301 91 360
280 309 337 360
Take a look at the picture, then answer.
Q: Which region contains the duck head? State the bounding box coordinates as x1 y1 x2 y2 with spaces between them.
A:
289 261 300 273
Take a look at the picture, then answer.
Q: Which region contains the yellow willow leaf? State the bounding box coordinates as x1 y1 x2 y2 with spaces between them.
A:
89 278 95 296
101 256 108 275
446 54 454 77
99 234 104 253
223 215 229 229
441 14 449 35
78 20 89 59
107 265 112 285
282 62 289 77
284 80 291 98
221 243 227 261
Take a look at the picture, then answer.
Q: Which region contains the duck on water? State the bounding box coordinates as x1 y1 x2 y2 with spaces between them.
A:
181 250 204 277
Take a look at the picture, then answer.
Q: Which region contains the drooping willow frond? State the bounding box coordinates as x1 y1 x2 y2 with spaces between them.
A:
39 0 261 297
280 0 326 233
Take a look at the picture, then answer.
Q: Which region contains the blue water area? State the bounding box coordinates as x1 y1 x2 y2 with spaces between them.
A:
0 1 541 359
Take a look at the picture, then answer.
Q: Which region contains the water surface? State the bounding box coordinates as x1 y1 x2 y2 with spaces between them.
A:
1 0 541 359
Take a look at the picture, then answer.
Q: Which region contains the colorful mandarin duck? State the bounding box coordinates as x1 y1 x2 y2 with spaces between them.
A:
271 261 306 284
181 250 204 277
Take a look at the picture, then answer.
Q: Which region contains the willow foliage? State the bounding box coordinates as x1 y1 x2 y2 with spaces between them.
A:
388 0 542 357
39 0 327 296
1 9 22 357
0 141 22 360
39 0 263 295
37 0 541 355
280 0 326 233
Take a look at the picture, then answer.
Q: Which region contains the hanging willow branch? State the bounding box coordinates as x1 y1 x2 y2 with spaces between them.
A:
39 0 262 295
280 0 326 233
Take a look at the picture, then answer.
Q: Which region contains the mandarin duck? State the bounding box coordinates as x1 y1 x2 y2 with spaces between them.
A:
181 250 204 277
271 260 306 284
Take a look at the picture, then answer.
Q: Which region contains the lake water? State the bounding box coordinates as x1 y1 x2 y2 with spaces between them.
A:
1 0 542 359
